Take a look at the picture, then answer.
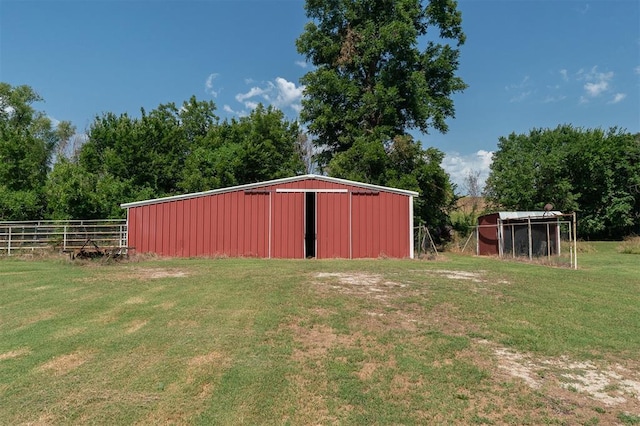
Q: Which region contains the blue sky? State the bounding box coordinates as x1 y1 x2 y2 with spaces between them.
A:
1 0 638 192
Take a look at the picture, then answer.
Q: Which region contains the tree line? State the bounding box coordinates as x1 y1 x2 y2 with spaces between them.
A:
485 125 640 239
1 83 308 221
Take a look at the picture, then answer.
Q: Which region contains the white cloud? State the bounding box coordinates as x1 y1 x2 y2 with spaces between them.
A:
205 73 220 97
295 60 308 68
235 86 269 103
578 66 614 98
273 77 304 108
223 104 249 117
634 66 640 75
584 80 610 97
231 77 305 115
608 93 626 104
442 150 494 194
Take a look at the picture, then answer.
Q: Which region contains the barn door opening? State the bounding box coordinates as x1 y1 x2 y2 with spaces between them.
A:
304 192 316 258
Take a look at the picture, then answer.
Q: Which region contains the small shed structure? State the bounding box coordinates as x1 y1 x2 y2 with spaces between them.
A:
120 175 418 259
477 211 563 258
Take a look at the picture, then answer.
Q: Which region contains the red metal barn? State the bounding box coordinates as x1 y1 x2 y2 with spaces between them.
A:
120 175 418 259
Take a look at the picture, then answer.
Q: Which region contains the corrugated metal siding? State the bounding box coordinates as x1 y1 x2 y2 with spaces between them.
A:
317 192 349 258
477 213 499 256
271 192 304 258
351 191 410 258
128 191 270 257
126 177 413 259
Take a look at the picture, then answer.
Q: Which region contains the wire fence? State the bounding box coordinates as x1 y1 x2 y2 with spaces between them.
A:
0 220 127 256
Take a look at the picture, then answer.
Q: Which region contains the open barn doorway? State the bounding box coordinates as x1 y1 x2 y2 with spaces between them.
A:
304 191 316 258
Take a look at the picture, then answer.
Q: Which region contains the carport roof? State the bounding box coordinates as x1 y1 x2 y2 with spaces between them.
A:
497 211 563 220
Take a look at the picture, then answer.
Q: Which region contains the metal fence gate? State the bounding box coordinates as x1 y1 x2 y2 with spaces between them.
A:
0 220 127 256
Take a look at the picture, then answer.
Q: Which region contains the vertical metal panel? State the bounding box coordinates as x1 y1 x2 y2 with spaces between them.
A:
169 202 177 256
188 198 197 256
176 200 184 257
271 192 304 258
196 197 204 255
214 195 223 254
316 192 349 258
142 205 150 253
409 196 414 258
350 191 410 258
230 191 239 256
202 197 211 255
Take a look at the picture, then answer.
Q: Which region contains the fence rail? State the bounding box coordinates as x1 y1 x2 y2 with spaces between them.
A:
0 220 127 255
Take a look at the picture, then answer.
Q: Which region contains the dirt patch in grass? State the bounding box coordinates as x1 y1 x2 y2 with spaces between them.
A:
313 272 410 306
0 348 31 361
155 301 176 310
188 351 228 368
125 320 148 334
289 323 339 361
124 296 147 305
185 351 231 388
167 319 199 328
29 285 53 291
18 310 56 329
38 351 94 376
53 327 87 339
135 268 188 280
76 267 189 284
481 340 640 422
490 342 640 405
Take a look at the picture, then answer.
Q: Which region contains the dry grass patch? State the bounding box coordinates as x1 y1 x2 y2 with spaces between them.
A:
490 342 640 405
154 301 176 310
167 319 199 328
38 351 94 376
125 320 148 334
124 296 147 305
313 272 411 306
75 267 189 284
480 340 640 422
18 310 56 329
0 348 31 361
53 327 87 339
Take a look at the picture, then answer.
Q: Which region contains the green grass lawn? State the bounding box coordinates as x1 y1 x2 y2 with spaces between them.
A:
1 245 639 425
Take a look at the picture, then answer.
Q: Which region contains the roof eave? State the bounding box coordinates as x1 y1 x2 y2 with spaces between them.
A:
120 174 419 209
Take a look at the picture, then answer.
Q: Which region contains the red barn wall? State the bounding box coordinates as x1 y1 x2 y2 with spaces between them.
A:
126 178 412 259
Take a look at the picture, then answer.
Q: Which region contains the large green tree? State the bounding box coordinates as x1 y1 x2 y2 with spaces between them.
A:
296 0 466 166
296 0 464 233
485 125 640 239
0 83 71 220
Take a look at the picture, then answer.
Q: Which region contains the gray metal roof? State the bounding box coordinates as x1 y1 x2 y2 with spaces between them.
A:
497 211 563 220
120 174 419 209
